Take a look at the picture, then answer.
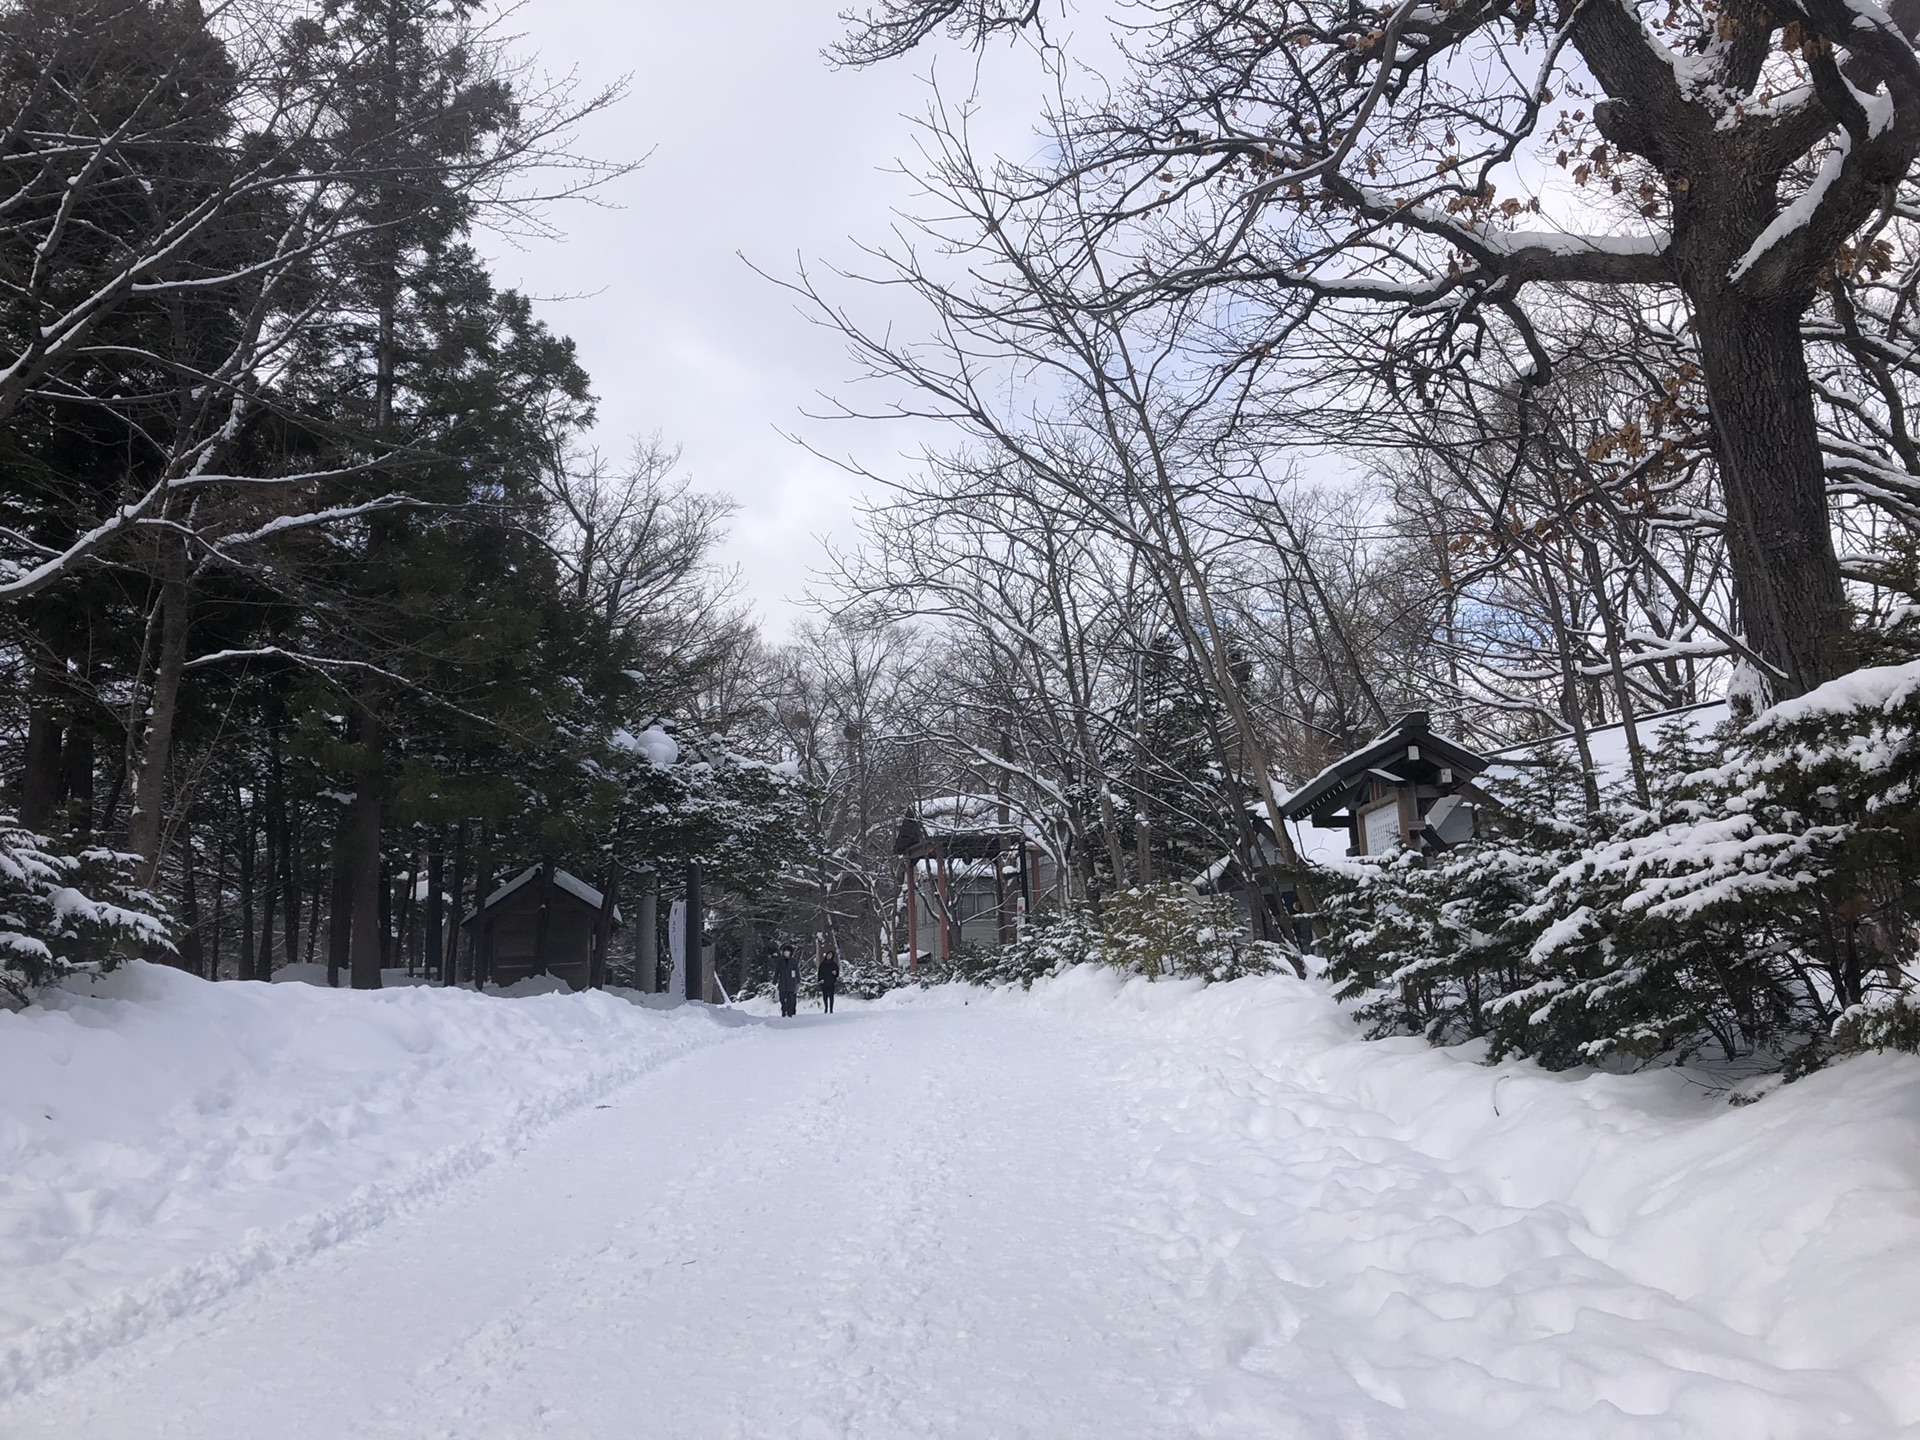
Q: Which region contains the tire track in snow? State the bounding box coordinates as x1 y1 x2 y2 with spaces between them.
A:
381 1012 998 1440
0 1005 753 1407
26 1002 1186 1440
364 1012 912 1438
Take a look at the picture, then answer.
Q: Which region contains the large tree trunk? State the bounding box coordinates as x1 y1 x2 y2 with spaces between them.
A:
268 713 299 966
59 723 94 842
1691 294 1849 697
426 834 445 984
592 862 620 992
442 822 466 985
130 551 190 882
469 828 495 988
635 874 657 993
180 825 205 978
18 658 63 831
346 710 385 990
326 828 352 988
237 789 258 983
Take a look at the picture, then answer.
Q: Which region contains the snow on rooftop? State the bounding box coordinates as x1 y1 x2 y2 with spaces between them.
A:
1278 703 1733 867
918 793 1004 825
1481 702 1729 795
912 793 1043 840
469 866 620 924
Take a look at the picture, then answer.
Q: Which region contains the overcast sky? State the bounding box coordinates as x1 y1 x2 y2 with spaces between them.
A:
480 2 1055 636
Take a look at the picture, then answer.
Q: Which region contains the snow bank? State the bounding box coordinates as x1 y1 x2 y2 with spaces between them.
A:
12 962 1920 1432
891 968 1920 1432
0 964 744 1401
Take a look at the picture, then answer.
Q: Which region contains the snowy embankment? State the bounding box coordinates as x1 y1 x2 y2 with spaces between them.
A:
5 963 1920 1434
890 968 1920 1431
0 964 744 1401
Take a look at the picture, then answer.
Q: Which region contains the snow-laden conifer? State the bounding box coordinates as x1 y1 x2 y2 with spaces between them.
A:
0 820 169 1008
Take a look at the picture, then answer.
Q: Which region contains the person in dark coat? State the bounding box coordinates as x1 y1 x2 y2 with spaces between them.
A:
817 947 841 1014
775 944 799 1018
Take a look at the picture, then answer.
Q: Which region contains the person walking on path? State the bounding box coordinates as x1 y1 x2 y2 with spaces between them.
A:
775 943 799 1018
818 947 840 1014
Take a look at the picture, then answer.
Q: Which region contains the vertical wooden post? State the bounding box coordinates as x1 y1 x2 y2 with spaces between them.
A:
684 863 704 1002
934 854 954 963
398 850 419 977
994 846 1011 949
211 828 227 980
996 730 1016 947
237 789 257 982
906 855 919 973
180 825 205 978
377 859 393 973
591 862 620 991
346 708 385 991
533 861 555 979
326 824 350 989
1133 654 1150 886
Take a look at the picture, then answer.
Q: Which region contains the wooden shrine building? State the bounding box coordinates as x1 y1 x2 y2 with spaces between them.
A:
462 865 620 991
894 796 1055 968
1280 712 1490 858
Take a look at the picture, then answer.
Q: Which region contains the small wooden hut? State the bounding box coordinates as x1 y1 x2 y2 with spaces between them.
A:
894 796 1056 967
1279 711 1490 857
462 865 619 991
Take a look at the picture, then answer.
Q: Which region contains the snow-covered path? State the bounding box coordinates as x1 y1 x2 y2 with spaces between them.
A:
6 970 1920 1437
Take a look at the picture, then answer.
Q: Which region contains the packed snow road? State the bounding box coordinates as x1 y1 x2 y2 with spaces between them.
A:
4 967 1920 1438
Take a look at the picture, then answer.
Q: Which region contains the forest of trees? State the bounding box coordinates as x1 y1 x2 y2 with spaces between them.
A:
780 0 1920 1070
6 0 1920 1076
0 0 807 1000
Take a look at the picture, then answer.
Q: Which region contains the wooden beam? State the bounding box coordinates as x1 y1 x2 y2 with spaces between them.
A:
532 861 555 979
907 857 919 973
591 862 620 990
934 855 954 963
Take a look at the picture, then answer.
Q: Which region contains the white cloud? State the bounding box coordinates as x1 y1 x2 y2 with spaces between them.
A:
481 0 1054 636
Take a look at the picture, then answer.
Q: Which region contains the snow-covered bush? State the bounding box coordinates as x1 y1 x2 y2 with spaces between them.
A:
946 907 1098 989
841 956 927 1000
1834 988 1920 1054
889 892 1288 995
1482 719 1765 1068
1522 664 1920 1068
1318 744 1589 1050
1096 885 1289 983
0 820 170 1008
1318 667 1920 1073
